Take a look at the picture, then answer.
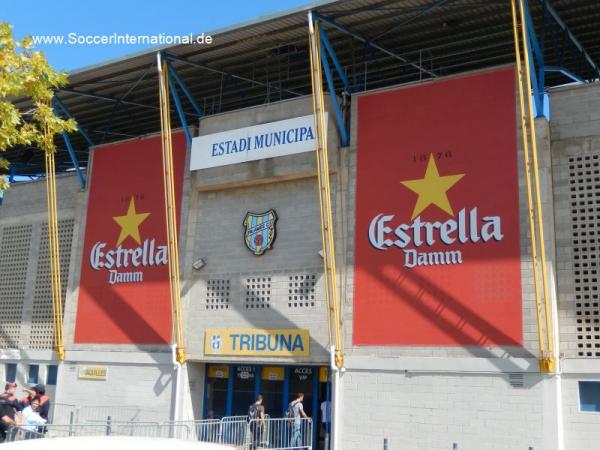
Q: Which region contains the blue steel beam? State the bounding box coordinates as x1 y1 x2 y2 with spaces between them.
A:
373 0 452 41
167 69 193 149
165 53 303 97
319 27 351 95
52 96 94 148
318 23 350 147
60 130 86 188
51 101 86 188
521 0 545 116
544 66 584 84
313 12 437 78
539 0 600 79
167 62 204 117
59 89 201 119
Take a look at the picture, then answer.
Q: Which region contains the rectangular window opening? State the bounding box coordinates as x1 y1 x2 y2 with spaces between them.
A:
5 364 17 383
27 365 39 385
579 381 600 412
46 365 58 386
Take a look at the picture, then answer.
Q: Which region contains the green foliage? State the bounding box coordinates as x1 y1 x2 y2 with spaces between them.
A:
0 22 77 190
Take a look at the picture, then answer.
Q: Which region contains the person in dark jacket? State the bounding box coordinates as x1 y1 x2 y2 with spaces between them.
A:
0 382 20 411
0 399 16 442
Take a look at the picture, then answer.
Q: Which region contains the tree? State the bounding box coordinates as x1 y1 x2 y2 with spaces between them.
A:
0 22 76 190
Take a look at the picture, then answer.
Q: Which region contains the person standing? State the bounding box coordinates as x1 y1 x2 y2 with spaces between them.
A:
248 394 265 450
288 392 309 448
20 397 47 432
320 399 331 449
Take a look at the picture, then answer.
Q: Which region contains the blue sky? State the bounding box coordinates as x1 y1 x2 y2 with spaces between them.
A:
2 0 312 72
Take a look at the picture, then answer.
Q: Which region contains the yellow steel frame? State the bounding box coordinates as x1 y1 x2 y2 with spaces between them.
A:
157 54 186 364
308 17 344 369
45 147 65 361
511 0 556 373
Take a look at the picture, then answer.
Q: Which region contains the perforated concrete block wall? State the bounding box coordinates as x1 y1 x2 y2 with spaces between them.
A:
551 83 600 359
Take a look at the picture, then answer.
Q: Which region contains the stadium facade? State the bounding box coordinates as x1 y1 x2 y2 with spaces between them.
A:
2 1 600 450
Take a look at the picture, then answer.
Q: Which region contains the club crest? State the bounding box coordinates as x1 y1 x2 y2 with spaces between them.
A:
243 210 278 256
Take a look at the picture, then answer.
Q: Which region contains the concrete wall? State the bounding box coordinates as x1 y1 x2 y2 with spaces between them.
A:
334 69 562 450
0 174 81 419
53 352 176 424
3 71 600 450
0 174 80 351
339 370 559 450
561 373 600 450
181 95 339 366
550 82 600 450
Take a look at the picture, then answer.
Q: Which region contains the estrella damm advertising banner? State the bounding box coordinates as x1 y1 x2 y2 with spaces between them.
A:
353 68 522 346
204 329 310 357
74 133 186 344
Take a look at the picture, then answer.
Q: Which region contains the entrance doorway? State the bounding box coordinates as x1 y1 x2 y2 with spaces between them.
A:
203 364 331 449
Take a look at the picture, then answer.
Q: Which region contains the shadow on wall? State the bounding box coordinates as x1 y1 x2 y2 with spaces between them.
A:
364 260 538 374
180 272 330 359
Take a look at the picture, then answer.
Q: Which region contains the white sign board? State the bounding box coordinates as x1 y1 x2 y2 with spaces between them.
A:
190 114 327 170
0 349 20 360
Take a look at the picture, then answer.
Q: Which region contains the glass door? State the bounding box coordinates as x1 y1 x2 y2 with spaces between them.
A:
231 365 256 416
260 366 285 417
204 365 229 419
287 366 315 417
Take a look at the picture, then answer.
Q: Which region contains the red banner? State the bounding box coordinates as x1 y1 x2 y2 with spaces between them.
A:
74 133 186 344
353 68 522 346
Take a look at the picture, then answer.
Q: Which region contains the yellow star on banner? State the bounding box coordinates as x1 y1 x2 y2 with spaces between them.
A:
112 197 150 246
401 154 465 219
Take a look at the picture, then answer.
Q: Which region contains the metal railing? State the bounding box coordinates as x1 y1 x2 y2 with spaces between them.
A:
5 427 46 443
3 416 313 449
248 418 312 450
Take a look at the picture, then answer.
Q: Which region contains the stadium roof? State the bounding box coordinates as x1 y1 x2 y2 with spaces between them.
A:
7 0 600 178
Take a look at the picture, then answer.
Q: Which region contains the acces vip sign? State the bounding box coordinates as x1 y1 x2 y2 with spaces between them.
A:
353 68 523 347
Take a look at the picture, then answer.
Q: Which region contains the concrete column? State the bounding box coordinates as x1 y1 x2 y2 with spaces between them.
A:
535 117 564 450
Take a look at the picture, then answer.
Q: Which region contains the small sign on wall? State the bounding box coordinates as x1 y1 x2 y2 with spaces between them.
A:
78 366 108 381
0 349 20 360
207 365 229 379
261 367 284 381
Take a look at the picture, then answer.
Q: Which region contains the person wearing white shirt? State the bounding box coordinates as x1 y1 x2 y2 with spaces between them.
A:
19 398 46 432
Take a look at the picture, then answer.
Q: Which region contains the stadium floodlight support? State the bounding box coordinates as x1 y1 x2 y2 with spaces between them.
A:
511 0 557 374
156 52 187 366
